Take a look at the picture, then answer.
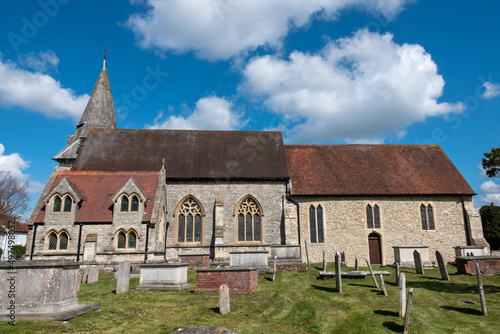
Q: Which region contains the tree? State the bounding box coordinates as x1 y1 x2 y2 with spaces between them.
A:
482 147 500 178
0 171 29 217
480 203 500 250
11 245 26 260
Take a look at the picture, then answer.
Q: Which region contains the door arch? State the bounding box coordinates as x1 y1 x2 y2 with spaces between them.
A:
368 233 382 265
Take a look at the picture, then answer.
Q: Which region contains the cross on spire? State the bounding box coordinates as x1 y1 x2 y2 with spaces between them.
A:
102 44 109 70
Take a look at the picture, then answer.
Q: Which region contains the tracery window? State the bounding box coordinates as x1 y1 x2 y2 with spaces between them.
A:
52 195 73 213
237 197 262 242
420 204 435 230
309 205 324 243
366 204 381 229
119 195 141 213
116 230 138 249
178 197 202 243
47 231 69 250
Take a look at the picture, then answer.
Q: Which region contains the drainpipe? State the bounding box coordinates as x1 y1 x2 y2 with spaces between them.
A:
76 222 83 262
144 222 151 264
29 223 39 261
163 221 169 262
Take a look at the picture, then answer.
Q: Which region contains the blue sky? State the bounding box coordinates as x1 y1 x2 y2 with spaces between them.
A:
0 0 499 218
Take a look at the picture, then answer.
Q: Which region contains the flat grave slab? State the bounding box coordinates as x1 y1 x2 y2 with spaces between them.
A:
319 270 391 279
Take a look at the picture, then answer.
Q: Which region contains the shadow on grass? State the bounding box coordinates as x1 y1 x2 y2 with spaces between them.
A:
406 280 500 294
264 277 273 282
374 310 399 317
383 321 403 333
441 305 483 316
209 307 220 314
311 285 337 293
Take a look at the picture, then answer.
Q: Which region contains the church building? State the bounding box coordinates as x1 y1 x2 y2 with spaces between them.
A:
26 60 489 271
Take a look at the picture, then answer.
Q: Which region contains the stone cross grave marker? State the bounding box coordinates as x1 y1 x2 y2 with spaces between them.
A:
399 273 406 317
87 265 99 284
116 261 131 295
219 284 230 315
413 250 424 274
395 262 400 286
335 251 342 294
435 250 449 281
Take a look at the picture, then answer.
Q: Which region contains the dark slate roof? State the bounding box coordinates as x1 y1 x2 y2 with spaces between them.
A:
34 171 160 223
285 144 475 196
71 129 290 179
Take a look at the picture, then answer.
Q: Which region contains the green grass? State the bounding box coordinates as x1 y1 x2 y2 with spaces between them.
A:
2 265 500 333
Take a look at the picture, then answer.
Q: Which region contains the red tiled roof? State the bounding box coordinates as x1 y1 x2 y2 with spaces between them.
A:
15 222 29 233
34 171 160 223
285 145 476 196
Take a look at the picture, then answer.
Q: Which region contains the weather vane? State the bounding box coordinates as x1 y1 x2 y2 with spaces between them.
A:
103 43 109 60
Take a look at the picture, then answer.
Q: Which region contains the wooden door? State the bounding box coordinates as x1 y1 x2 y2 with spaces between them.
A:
368 233 382 265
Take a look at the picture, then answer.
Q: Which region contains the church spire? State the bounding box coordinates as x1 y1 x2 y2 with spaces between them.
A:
53 57 117 167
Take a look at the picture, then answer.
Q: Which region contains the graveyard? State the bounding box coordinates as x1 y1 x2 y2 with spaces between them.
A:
1 263 499 334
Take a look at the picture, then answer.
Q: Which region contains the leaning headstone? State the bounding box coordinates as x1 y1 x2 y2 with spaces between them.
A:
323 251 326 271
219 284 230 315
403 288 413 334
81 267 89 284
272 256 277 282
365 257 379 288
435 250 449 281
413 250 424 274
87 265 99 284
116 261 131 294
341 251 346 264
304 240 310 266
476 263 487 316
354 257 359 271
335 251 342 294
399 273 406 317
380 274 388 296
395 262 400 286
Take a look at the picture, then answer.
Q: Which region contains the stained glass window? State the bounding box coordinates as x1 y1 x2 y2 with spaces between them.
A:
53 196 61 212
309 205 317 243
366 204 373 229
427 205 435 230
177 198 202 243
317 206 324 243
420 204 428 230
238 214 245 241
63 196 72 212
374 205 380 229
237 197 262 242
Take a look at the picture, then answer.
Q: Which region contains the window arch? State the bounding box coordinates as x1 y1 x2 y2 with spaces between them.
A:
119 194 142 213
131 196 139 212
177 197 203 243
120 196 129 212
53 196 62 212
366 204 381 229
309 205 324 243
63 196 72 212
116 230 138 249
52 194 73 213
420 204 435 230
237 196 262 242
47 231 69 250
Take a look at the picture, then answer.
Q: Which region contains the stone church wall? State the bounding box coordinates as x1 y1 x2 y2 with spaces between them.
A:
293 195 479 266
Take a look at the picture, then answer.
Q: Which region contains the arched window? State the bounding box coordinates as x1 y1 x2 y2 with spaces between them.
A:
309 205 324 243
120 197 129 212
237 197 262 242
420 204 435 230
63 196 72 212
131 196 139 212
117 231 126 248
178 197 202 243
53 196 62 212
47 231 69 250
366 204 381 229
128 231 137 248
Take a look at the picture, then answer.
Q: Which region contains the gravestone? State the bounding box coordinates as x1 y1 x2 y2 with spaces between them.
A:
399 273 406 317
476 263 487 316
354 257 359 270
413 250 424 274
365 256 379 288
273 256 277 282
435 250 449 281
403 288 414 334
335 251 342 294
380 274 388 296
81 267 89 284
116 261 131 294
87 265 99 284
323 251 326 271
219 284 230 315
341 251 346 264
395 262 400 286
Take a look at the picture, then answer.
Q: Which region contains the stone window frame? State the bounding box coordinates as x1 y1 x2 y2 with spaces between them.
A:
118 194 141 213
420 203 436 230
173 195 205 245
115 229 138 250
45 230 70 251
309 204 325 244
365 203 382 229
51 194 74 214
234 195 264 244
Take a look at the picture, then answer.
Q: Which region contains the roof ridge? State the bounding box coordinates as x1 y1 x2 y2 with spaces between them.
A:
61 171 160 175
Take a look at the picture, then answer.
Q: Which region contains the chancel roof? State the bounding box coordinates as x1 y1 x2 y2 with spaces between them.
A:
34 171 160 223
285 144 476 196
71 129 290 179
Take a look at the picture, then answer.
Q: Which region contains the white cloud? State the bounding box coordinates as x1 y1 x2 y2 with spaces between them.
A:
477 180 500 207
0 56 89 121
148 96 242 130
240 29 464 143
18 50 59 73
127 0 413 60
0 143 29 180
27 180 45 194
482 81 500 99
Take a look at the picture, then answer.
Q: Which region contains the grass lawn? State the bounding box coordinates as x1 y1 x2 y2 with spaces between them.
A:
2 264 499 333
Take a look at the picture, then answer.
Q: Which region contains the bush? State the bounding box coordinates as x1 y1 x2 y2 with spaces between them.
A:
480 203 500 250
10 245 26 260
